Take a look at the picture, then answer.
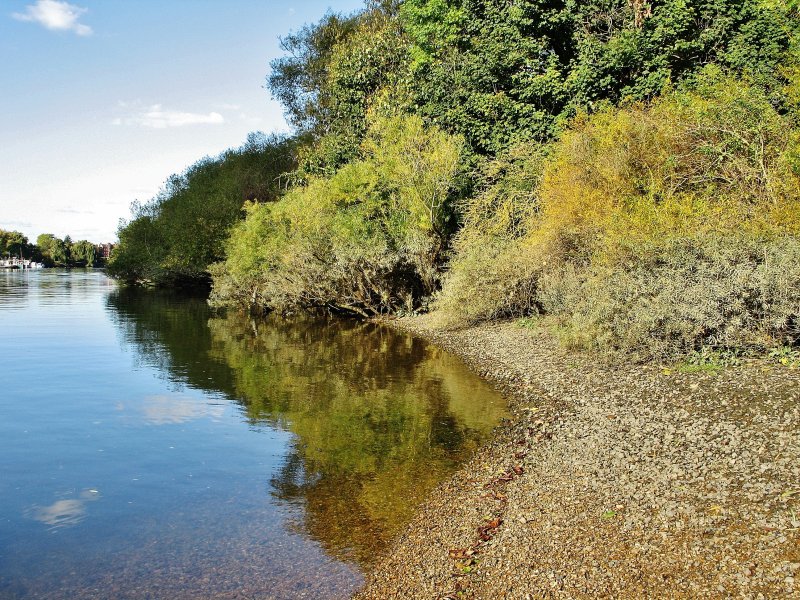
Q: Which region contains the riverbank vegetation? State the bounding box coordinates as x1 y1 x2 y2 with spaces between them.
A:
439 72 800 358
108 134 298 286
112 0 800 359
209 113 463 315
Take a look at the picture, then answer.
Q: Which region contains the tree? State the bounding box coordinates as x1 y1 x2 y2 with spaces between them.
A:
109 134 299 285
0 230 28 258
70 240 97 267
268 4 410 174
400 0 796 154
36 233 69 266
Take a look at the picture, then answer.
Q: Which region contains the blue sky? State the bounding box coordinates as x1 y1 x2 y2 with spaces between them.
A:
0 0 364 243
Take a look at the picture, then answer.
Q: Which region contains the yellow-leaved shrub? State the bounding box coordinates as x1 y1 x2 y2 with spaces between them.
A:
438 69 800 358
211 113 464 316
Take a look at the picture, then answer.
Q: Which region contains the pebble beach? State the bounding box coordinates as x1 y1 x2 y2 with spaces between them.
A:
356 317 800 599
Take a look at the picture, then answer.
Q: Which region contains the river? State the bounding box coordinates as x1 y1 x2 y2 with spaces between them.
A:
0 270 507 599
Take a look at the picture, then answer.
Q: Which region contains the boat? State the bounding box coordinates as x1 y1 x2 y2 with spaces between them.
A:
0 258 44 270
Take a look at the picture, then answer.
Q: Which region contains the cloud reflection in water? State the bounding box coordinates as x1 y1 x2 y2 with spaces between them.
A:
29 489 101 530
141 394 225 425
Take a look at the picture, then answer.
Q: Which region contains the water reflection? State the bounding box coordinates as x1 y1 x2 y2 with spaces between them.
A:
141 394 225 425
28 489 101 530
106 288 507 565
208 314 507 564
0 269 115 309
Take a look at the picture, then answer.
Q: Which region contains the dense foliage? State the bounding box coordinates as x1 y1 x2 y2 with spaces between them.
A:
113 0 800 358
109 134 297 286
437 70 800 357
401 0 795 153
210 114 463 315
0 230 31 259
268 2 409 175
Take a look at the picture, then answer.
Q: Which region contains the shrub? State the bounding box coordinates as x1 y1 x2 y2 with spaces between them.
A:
435 143 544 324
534 68 800 266
540 237 800 360
211 114 464 315
437 71 800 357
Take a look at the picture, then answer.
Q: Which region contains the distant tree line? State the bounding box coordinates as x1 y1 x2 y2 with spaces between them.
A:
0 230 29 259
0 229 110 267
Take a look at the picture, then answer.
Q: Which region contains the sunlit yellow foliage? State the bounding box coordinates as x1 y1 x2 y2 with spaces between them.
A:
534 69 800 265
438 70 800 357
211 113 464 315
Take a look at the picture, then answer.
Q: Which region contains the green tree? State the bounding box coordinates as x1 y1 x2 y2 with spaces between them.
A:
70 240 97 267
0 230 28 258
36 233 69 266
400 0 796 154
268 3 410 175
109 134 298 286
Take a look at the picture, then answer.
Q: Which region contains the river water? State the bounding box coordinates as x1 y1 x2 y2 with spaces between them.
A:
0 270 506 599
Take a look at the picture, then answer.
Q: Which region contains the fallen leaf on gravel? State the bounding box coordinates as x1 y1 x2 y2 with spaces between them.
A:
477 517 503 541
455 558 476 570
449 548 475 559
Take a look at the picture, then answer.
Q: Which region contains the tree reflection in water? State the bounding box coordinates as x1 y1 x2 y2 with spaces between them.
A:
106 288 507 566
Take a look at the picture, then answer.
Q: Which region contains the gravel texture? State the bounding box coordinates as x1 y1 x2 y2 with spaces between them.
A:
355 317 800 599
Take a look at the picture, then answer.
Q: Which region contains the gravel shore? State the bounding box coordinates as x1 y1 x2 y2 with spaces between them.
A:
355 316 800 599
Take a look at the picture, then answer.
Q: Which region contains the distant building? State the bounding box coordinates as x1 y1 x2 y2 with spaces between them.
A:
96 243 115 260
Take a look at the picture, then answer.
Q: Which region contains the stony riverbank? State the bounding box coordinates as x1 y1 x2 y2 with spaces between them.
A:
355 316 800 599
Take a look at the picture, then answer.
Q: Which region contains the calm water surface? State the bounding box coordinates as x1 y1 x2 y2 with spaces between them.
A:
0 270 507 599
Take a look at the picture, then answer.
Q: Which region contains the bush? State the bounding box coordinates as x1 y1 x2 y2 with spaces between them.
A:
540 237 800 360
434 143 544 324
211 114 464 315
437 71 800 357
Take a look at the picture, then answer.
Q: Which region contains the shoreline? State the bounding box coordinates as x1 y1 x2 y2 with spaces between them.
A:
356 316 800 598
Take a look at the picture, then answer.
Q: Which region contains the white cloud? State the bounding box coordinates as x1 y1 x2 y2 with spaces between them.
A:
0 220 33 230
12 0 93 36
55 207 94 214
114 104 225 129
